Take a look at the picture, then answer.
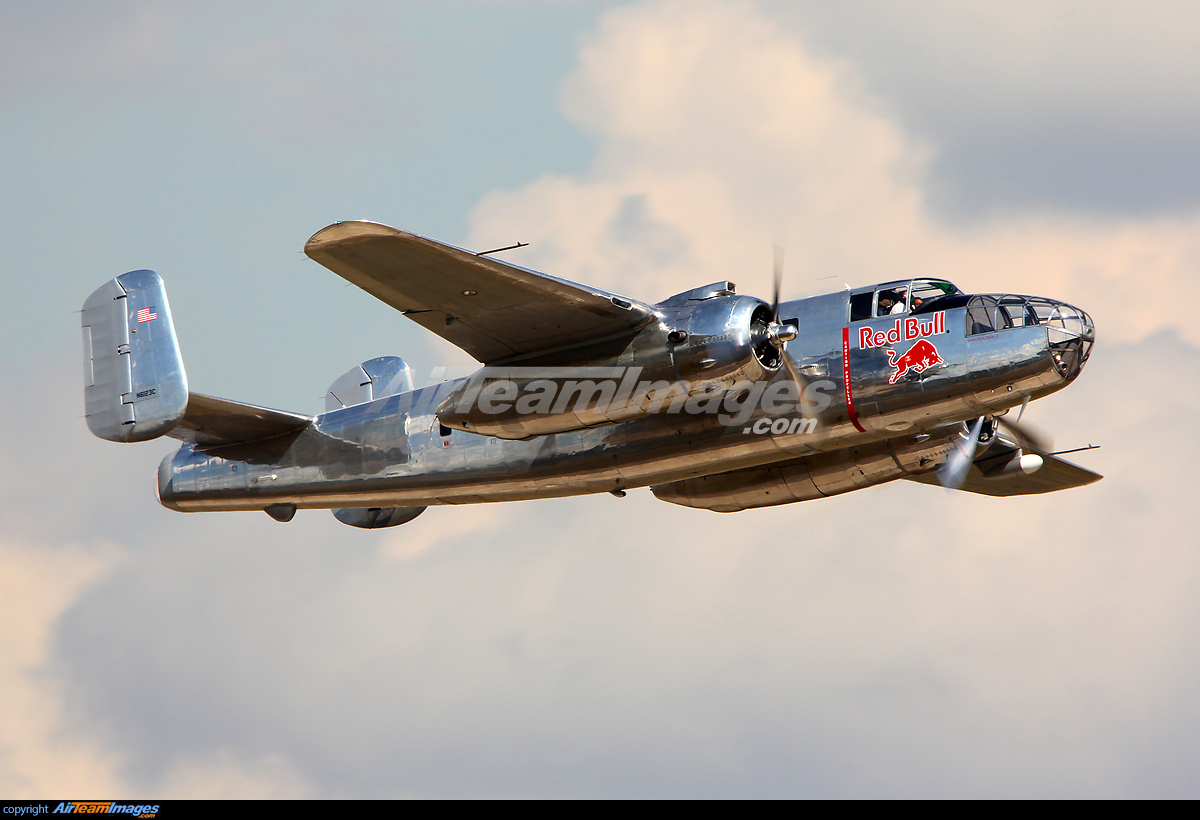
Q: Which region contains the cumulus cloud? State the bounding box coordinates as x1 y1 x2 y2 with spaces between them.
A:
769 0 1200 217
469 0 1200 347
0 540 120 796
6 0 1200 799
40 327 1200 796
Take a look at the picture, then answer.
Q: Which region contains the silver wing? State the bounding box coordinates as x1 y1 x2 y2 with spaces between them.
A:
304 222 658 364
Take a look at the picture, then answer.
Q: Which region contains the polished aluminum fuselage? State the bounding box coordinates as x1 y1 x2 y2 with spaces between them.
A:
157 293 1086 512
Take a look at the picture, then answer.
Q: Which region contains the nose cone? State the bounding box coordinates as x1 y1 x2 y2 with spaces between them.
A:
1045 301 1095 381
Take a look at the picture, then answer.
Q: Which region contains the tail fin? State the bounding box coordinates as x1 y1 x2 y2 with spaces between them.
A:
83 272 313 447
82 270 189 442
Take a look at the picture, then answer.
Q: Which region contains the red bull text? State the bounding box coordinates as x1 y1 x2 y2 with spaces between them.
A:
858 311 946 350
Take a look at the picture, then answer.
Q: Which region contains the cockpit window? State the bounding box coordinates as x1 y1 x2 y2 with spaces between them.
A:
849 279 962 322
962 294 1095 376
876 287 908 316
909 280 960 312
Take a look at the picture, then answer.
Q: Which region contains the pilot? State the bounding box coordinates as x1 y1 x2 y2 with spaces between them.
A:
877 291 905 316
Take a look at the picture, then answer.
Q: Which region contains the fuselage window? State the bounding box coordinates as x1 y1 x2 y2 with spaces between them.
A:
849 293 873 322
971 295 1052 333
1026 298 1059 326
993 299 1020 330
966 295 998 335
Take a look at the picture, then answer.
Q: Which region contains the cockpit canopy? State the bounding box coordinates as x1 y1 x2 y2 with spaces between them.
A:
964 294 1090 336
849 279 961 321
847 280 1094 379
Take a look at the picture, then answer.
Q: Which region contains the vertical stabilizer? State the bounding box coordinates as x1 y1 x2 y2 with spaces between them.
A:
325 356 414 412
82 270 188 442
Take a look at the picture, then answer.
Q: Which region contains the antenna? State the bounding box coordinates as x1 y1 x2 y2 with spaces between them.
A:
476 242 529 257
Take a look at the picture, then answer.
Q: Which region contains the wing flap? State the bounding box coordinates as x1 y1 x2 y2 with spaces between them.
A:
304 221 657 364
167 393 312 447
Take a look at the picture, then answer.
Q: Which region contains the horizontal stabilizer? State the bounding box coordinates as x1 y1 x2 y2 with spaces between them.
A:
168 393 312 447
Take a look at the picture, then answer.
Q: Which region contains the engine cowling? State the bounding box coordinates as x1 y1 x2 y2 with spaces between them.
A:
438 293 790 439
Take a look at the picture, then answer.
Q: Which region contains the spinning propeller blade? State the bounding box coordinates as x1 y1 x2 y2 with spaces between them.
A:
996 415 1052 454
764 242 806 407
939 416 986 489
772 243 785 323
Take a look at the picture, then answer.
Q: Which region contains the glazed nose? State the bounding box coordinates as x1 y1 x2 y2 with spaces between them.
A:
1044 301 1094 379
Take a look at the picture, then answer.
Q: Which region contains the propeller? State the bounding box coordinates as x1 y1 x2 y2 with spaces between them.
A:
939 416 986 489
995 395 1052 453
757 243 804 392
766 243 798 346
772 242 786 322
938 409 1054 487
996 415 1052 454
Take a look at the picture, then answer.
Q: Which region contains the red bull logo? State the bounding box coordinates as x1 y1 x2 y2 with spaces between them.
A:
885 339 944 383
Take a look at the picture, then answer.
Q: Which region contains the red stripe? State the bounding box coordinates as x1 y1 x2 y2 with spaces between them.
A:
842 327 866 433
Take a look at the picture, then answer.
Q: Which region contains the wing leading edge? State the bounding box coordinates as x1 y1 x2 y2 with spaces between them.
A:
304 222 658 364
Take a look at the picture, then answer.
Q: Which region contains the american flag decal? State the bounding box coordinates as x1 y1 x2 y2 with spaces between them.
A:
137 306 157 323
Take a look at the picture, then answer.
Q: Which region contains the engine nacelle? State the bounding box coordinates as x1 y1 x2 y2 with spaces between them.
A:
438 292 788 439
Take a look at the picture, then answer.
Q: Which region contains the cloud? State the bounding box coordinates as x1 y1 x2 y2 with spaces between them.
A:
768 0 1200 217
39 325 1200 796
469 0 1200 349
0 1 416 149
0 539 121 797
6 0 1200 799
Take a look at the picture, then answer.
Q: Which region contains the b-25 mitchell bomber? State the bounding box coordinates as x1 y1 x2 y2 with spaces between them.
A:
82 221 1098 528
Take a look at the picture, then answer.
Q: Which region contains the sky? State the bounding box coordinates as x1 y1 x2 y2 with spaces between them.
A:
2 0 1199 798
